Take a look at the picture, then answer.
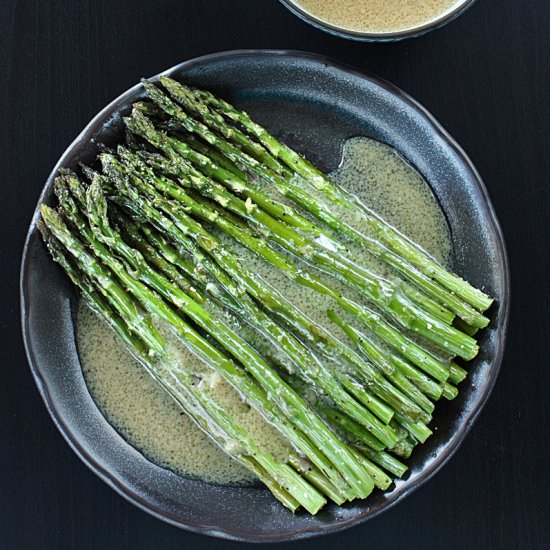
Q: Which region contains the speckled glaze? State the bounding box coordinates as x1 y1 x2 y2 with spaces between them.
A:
20 50 509 542
279 0 476 42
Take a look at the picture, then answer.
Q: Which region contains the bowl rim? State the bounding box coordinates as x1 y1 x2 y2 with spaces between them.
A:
278 0 477 42
20 49 510 542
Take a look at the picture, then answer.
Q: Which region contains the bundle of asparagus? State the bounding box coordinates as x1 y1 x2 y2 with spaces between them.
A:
39 77 493 514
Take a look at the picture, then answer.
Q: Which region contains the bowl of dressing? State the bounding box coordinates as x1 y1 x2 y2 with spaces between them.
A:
20 50 509 541
279 0 476 41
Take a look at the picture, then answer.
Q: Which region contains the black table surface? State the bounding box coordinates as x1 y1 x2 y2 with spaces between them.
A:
2 1 549 548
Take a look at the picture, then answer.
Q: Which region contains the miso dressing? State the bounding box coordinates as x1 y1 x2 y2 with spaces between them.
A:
292 0 462 34
76 136 451 485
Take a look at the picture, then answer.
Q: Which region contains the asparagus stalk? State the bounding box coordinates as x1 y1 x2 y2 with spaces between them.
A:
40 223 327 513
386 420 415 459
155 79 490 327
442 383 459 400
112 133 460 383
179 79 493 313
104 153 432 424
387 356 443 401
449 362 468 385
327 310 435 415
320 407 384 451
287 455 346 506
132 217 406 435
103 153 453 440
38 221 158 353
401 283 455 325
169 134 486 331
326 306 446 403
49 178 166 356
109 208 206 305
175 134 249 180
354 444 408 479
104 153 446 425
351 448 393 490
394 413 432 444
167 131 486 330
131 102 324 237
126 106 480 360
157 77 284 174
322 404 409 478
48 186 364 500
85 181 376 497
114 208 399 447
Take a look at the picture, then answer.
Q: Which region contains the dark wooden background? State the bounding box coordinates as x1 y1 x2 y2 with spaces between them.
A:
1 1 548 548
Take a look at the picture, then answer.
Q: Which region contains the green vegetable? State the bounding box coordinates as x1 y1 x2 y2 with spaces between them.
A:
37 77 494 515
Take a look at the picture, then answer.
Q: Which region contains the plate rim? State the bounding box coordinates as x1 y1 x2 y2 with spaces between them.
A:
19 49 510 542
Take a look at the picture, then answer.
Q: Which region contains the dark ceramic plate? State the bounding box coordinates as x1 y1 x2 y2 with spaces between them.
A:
20 50 509 542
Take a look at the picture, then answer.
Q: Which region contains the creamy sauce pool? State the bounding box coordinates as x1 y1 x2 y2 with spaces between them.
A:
77 307 289 485
292 0 462 33
76 137 451 486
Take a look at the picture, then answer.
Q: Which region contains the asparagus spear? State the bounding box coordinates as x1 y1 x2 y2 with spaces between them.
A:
287 455 346 505
442 383 459 400
109 182 432 443
87 181 377 497
329 310 447 403
394 413 432 444
401 283 454 325
124 210 431 448
121 146 463 376
103 152 446 425
103 154 439 439
113 149 452 404
40 223 327 513
130 102 324 237
115 126 465 382
175 133 249 180
154 78 491 327
157 77 284 174
47 187 365 500
165 131 485 330
114 208 400 447
38 221 161 354
319 407 407 478
165 130 485 330
177 79 493 313
103 153 433 423
387 420 416 459
327 310 435 415
131 215 407 432
52 203 347 506
350 448 392 490
449 362 468 385
319 406 385 451
354 444 408 479
125 106 481 360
